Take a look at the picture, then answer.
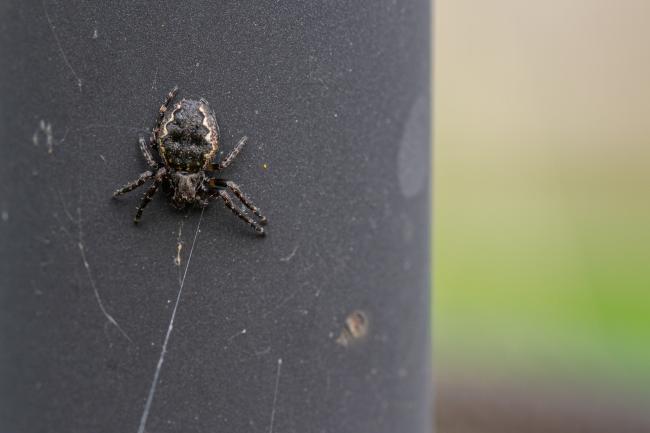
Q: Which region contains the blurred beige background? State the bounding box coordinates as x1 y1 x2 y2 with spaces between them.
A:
433 1 650 431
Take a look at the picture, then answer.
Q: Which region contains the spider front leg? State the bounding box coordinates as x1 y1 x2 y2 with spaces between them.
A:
134 167 167 223
217 189 265 235
212 136 248 170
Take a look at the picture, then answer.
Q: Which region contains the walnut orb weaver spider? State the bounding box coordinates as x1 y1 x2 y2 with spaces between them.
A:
113 87 267 235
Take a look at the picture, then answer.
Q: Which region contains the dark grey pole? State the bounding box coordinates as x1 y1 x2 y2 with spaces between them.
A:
0 1 431 432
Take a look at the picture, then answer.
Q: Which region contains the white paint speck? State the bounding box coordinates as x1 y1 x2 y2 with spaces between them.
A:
1 210 8 222
92 29 98 39
33 120 56 153
44 122 53 153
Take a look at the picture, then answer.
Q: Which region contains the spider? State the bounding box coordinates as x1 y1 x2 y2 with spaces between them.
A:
113 86 267 235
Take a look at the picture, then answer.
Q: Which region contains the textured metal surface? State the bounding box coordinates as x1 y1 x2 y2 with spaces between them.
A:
0 1 431 432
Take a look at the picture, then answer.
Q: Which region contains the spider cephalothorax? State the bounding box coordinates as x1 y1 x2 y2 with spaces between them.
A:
113 86 267 235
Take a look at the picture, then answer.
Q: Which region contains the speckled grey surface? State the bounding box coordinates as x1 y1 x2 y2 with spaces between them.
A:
0 1 431 432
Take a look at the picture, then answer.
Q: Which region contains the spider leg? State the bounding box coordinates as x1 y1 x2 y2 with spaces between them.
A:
133 167 166 223
218 179 267 225
211 136 247 170
113 170 154 196
148 85 179 149
139 137 158 168
158 85 179 124
217 189 265 235
207 178 267 225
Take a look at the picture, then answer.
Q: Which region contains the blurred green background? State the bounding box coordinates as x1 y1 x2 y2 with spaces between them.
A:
433 0 650 430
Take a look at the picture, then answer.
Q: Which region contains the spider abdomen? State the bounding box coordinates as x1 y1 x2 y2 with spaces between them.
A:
158 98 219 171
160 140 211 171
